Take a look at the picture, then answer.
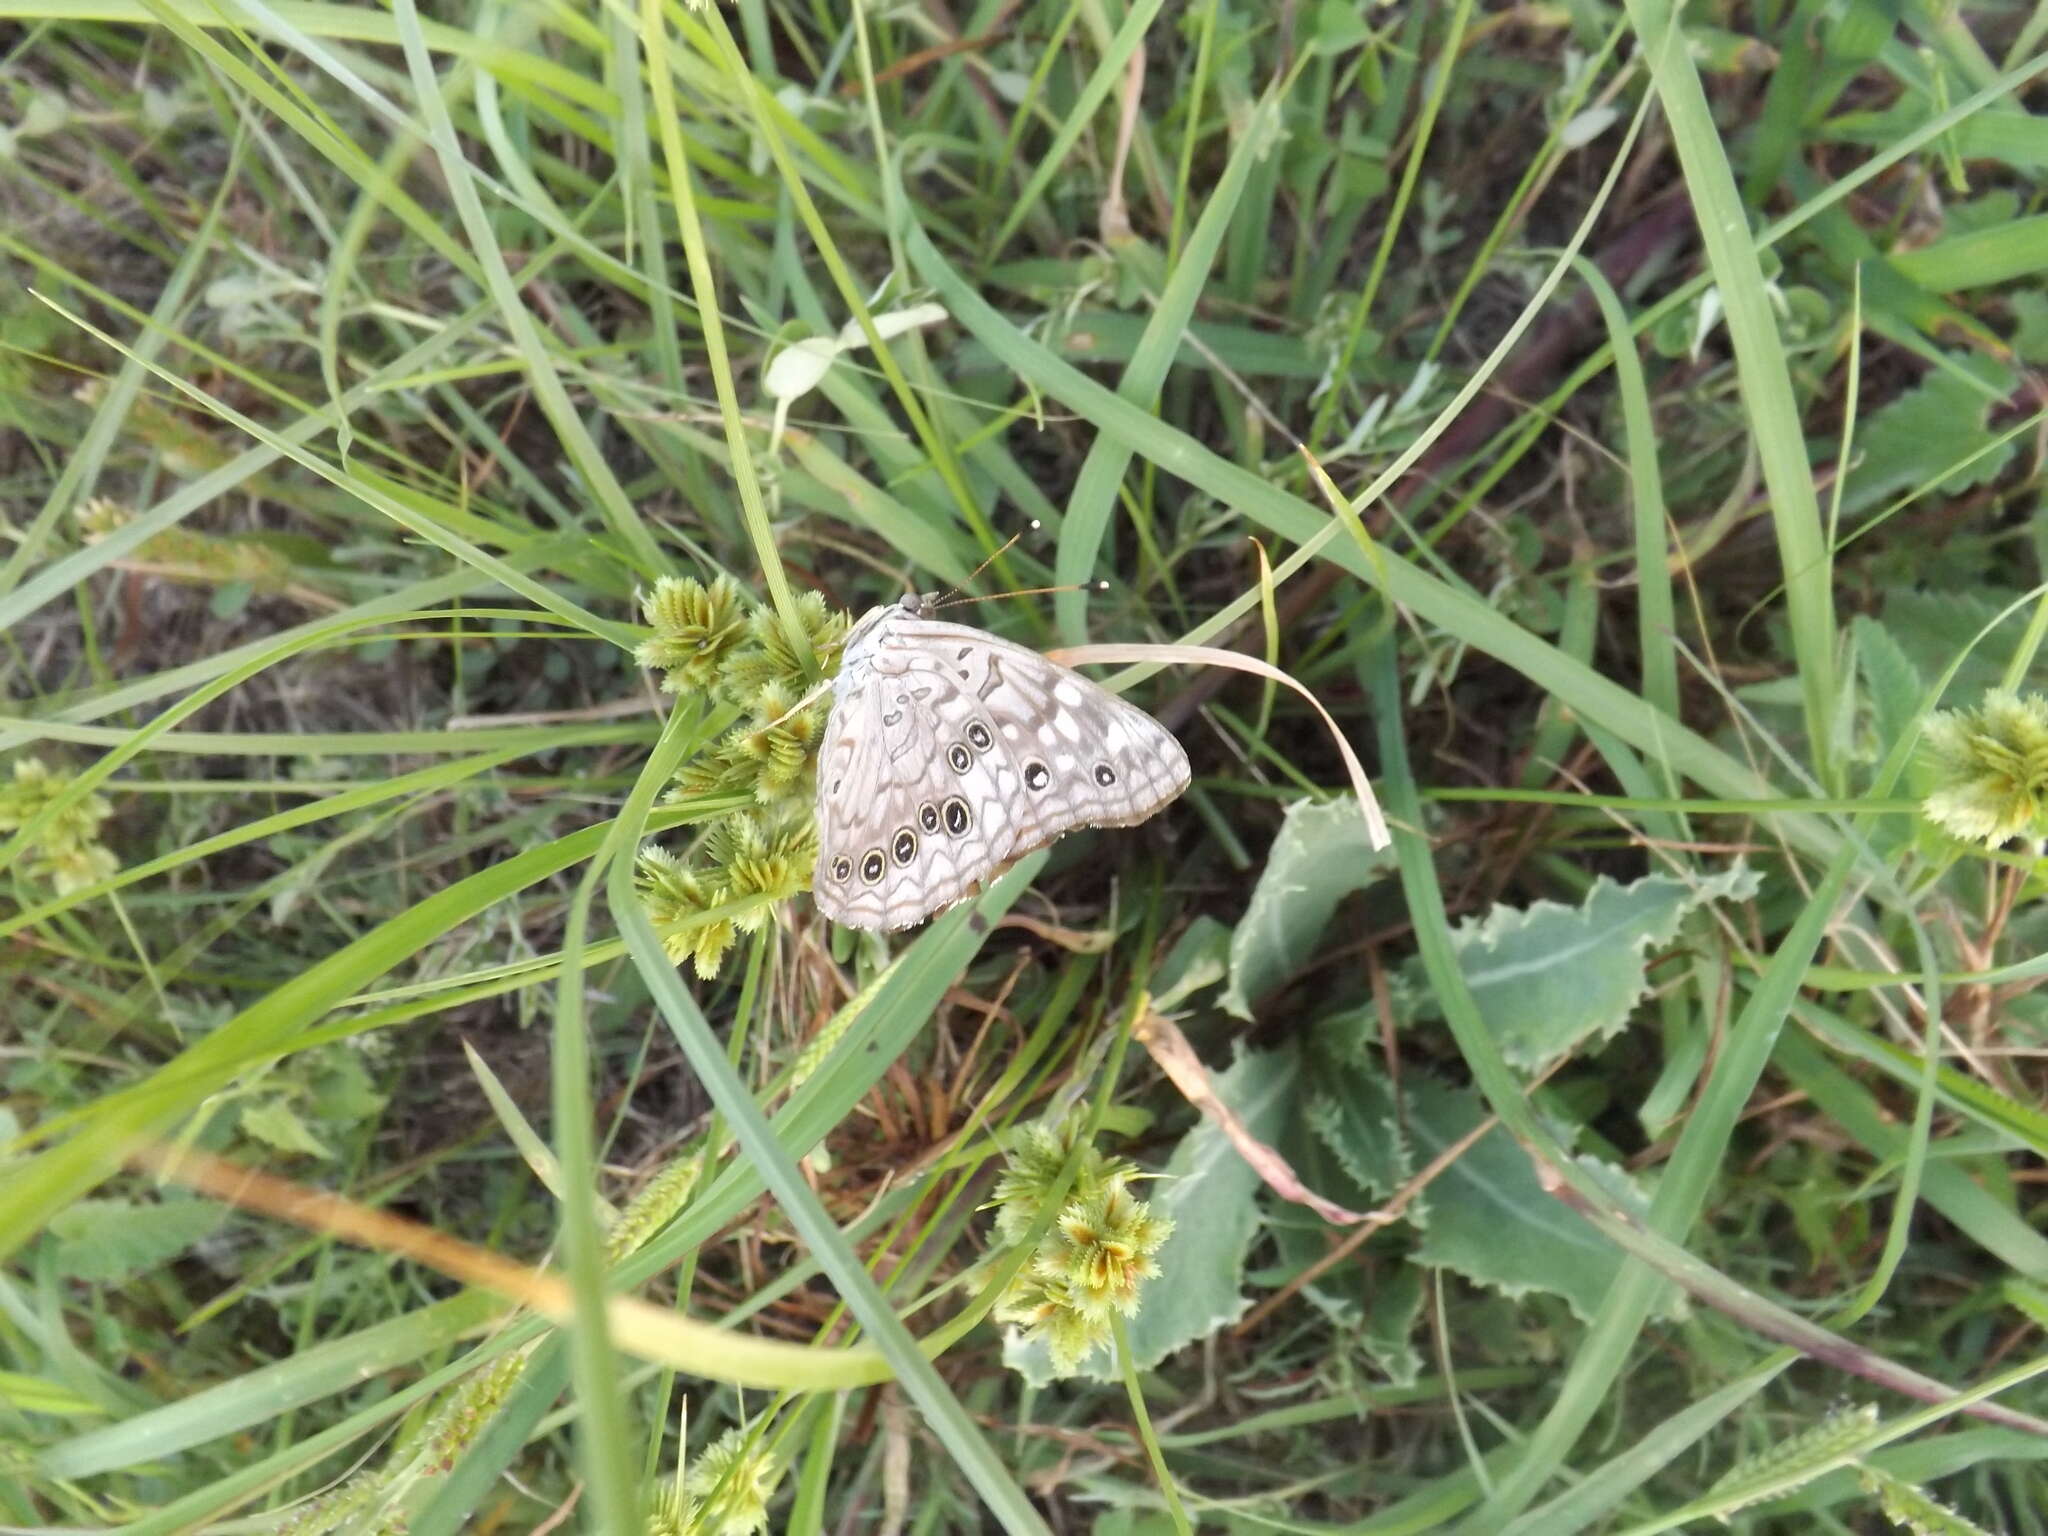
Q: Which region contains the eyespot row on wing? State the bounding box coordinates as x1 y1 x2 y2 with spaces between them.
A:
825 792 974 890
819 706 1114 897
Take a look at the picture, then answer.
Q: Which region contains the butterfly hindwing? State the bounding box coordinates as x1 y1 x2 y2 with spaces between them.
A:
812 612 1190 931
899 617 1189 837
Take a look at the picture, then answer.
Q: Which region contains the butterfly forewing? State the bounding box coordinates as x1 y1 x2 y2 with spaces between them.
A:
813 607 1190 931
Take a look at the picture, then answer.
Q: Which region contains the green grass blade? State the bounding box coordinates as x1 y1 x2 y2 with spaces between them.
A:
39 1292 503 1479
987 0 1168 257
1054 88 1284 644
388 0 664 578
1572 257 1679 724
1631 1 1838 774
0 815 640 1266
607 883 1051 1531
1889 213 2048 289
899 214 1852 863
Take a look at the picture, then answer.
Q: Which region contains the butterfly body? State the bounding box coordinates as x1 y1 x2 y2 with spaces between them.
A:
812 594 1191 931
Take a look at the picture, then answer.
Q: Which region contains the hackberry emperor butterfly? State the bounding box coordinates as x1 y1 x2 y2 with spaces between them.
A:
812 593 1191 931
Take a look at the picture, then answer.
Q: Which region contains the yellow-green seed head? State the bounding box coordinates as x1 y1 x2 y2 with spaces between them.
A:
635 575 751 696
1921 689 2048 847
0 755 118 892
683 1427 780 1536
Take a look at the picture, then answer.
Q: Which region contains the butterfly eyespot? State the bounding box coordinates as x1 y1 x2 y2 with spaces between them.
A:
1023 761 1050 791
831 856 852 881
860 850 887 884
1093 763 1117 786
891 828 918 865
919 803 941 833
946 743 973 773
966 721 992 752
942 796 972 835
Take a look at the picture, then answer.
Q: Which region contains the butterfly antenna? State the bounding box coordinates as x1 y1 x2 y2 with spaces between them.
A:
933 520 1040 606
935 578 1109 611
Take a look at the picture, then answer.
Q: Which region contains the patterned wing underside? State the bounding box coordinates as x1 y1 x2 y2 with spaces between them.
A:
812 618 1190 931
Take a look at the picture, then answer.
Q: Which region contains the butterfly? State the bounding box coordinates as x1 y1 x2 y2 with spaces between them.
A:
812 593 1191 931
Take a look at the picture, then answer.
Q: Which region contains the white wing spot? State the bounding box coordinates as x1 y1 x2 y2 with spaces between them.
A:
1054 751 1075 772
1053 681 1085 708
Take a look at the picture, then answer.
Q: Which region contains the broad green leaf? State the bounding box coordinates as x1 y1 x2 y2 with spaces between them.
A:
1840 354 2018 516
2011 291 2048 364
1404 1077 1663 1323
1820 101 2048 172
1364 1262 1426 1386
1853 615 1925 769
997 1336 1058 1396
1874 587 2020 705
1443 863 1758 1069
1150 914 1232 1011
47 1198 227 1284
1890 215 2048 292
1940 191 2020 240
306 1048 387 1125
238 1099 333 1159
1852 615 1928 856
1309 0 1376 54
1277 1045 1420 1386
1264 1205 1424 1386
1302 1044 1412 1204
1222 799 1396 1020
1119 1046 1296 1368
1267 1067 1392 1328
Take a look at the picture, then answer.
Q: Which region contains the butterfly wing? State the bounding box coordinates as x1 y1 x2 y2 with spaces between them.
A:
813 617 1190 931
813 648 1007 931
907 617 1192 837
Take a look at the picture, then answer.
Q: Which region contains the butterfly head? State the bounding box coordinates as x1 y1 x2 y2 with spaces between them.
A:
851 591 940 638
838 592 937 690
